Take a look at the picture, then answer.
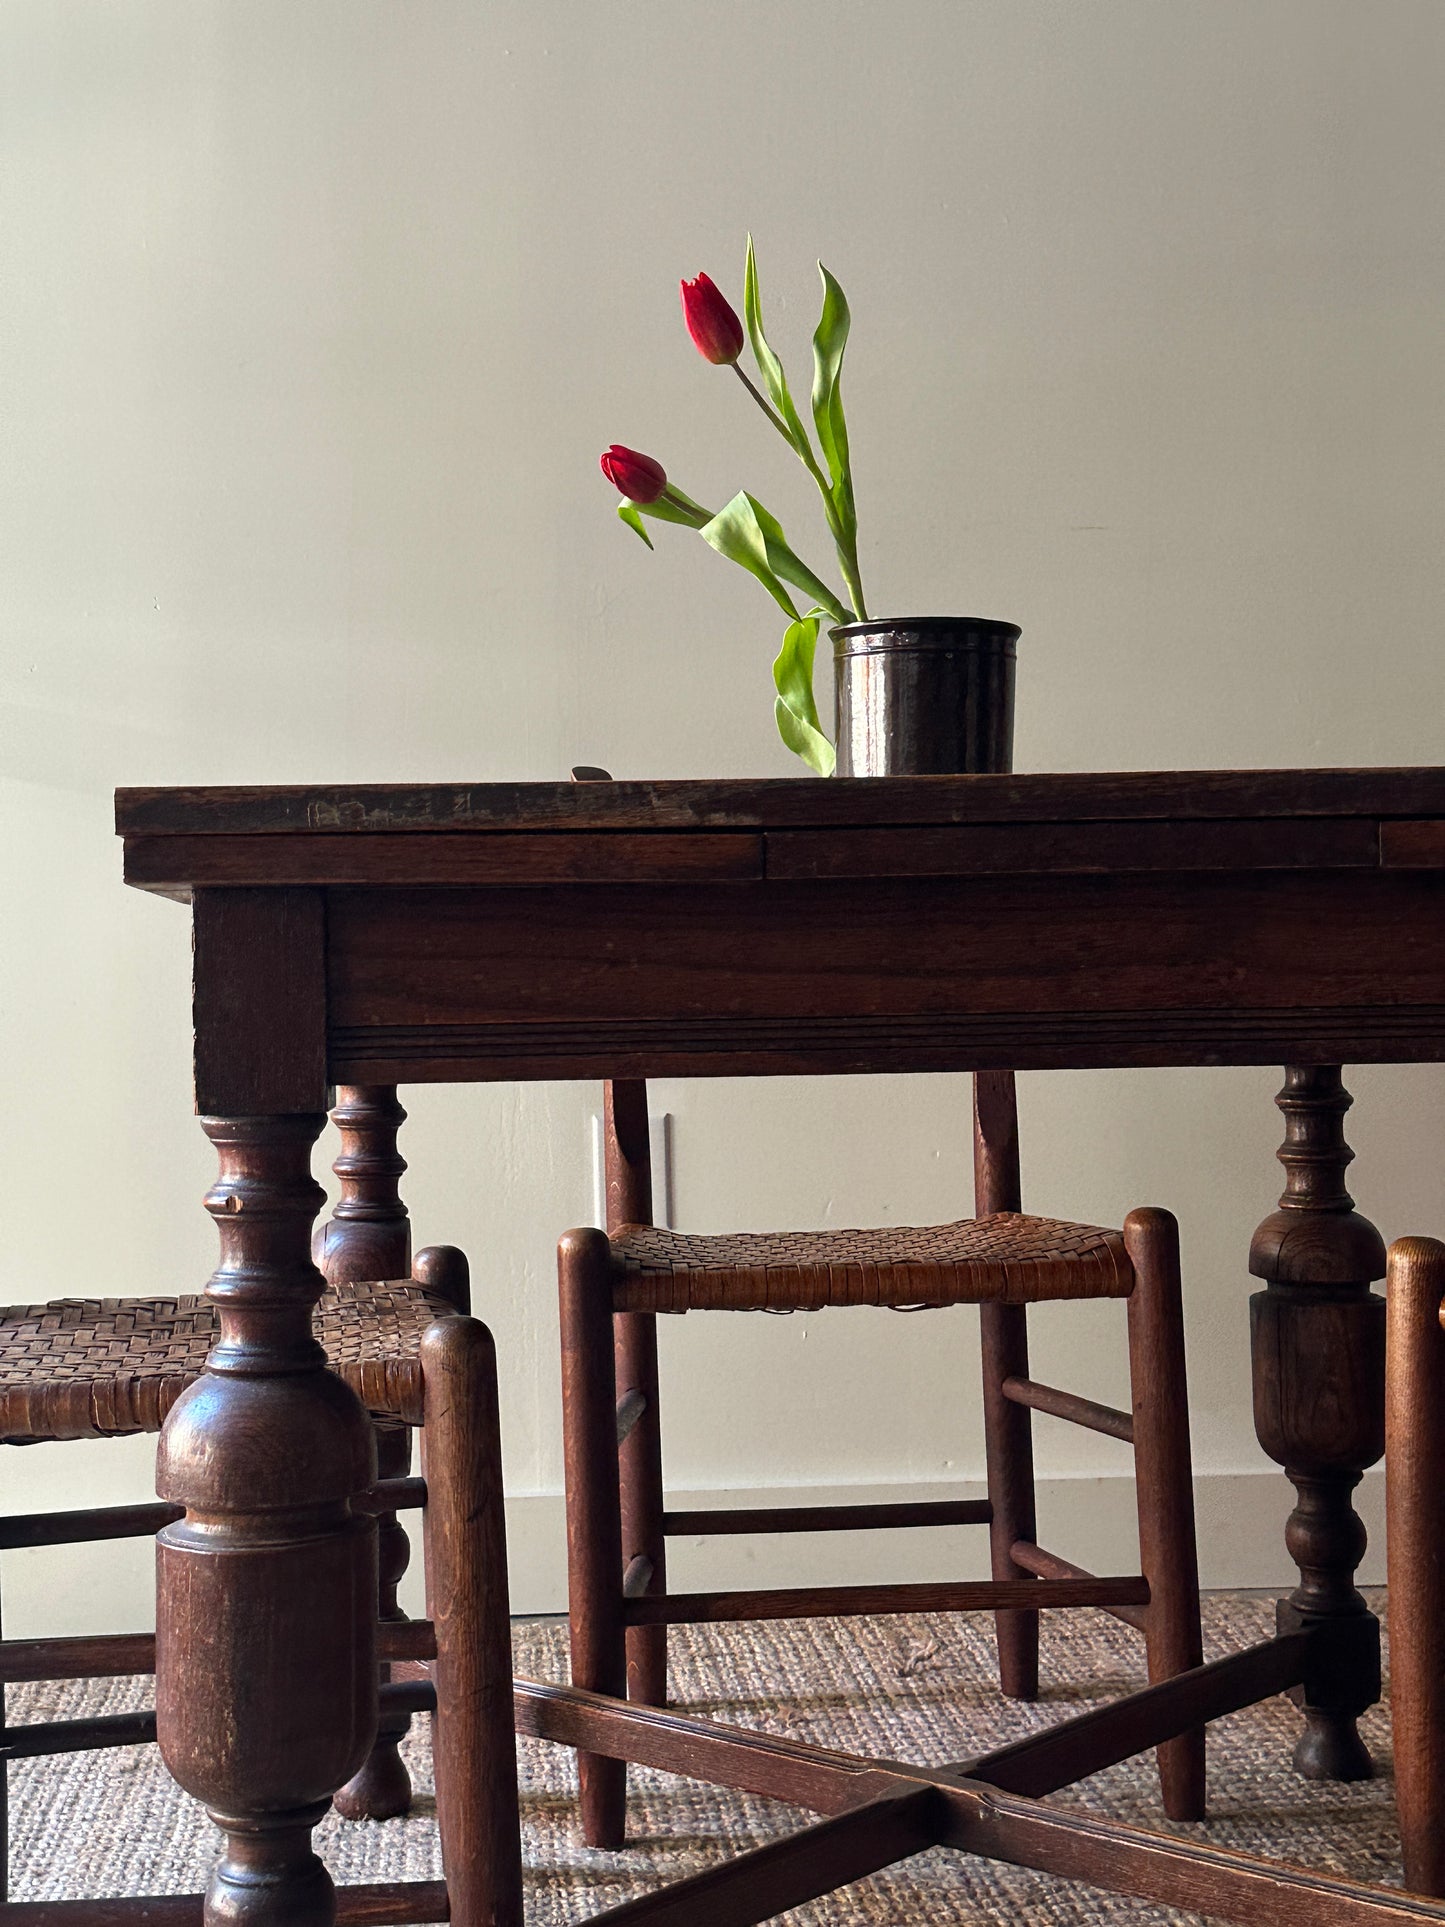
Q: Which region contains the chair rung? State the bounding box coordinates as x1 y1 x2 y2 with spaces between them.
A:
0 1480 424 1555
1001 1376 1134 1443
0 1881 452 1924
622 1574 1152 1628
663 1499 992 1537
0 1675 438 1763
359 1475 427 1515
0 1501 182 1552
0 1619 436 1684
1011 1540 1151 1632
622 1554 655 1599
2 1709 157 1758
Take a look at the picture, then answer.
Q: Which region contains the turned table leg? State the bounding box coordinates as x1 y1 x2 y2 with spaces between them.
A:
1249 1066 1386 1781
156 1113 378 1924
314 1085 417 1825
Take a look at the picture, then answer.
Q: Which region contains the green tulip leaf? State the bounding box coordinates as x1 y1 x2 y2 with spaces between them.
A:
617 501 654 548
701 492 851 625
773 611 836 775
811 263 854 527
699 491 801 620
618 491 714 549
743 236 815 465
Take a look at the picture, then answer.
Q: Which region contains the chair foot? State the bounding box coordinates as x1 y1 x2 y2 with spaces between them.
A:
1158 1730 1207 1822
579 1756 628 1850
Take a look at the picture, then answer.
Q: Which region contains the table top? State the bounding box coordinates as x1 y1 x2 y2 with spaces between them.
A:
115 769 1445 1098
115 768 1445 900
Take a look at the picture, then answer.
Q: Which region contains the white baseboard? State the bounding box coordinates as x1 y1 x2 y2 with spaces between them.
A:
2 1466 1383 1634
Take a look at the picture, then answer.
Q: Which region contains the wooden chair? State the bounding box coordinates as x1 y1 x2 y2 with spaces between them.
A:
0 1087 525 1920
559 1071 1206 1850
1385 1233 1445 1897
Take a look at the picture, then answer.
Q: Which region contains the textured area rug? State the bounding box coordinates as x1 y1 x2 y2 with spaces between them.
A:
8 1595 1403 1921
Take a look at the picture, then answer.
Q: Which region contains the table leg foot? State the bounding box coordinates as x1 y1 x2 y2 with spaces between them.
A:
205 1804 334 1925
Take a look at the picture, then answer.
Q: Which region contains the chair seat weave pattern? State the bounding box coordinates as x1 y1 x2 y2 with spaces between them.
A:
610 1210 1133 1314
0 1278 455 1443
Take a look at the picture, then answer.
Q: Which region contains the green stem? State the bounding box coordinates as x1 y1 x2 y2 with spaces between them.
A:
660 485 713 529
838 541 868 622
732 365 803 455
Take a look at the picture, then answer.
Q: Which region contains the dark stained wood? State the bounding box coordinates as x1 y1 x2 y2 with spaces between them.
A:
0 1622 430 1686
621 1576 1151 1625
0 1711 159 1757
766 817 1382 880
558 1226 630 1847
940 1778 1445 1926
512 1674 888 1814
421 1316 524 1927
662 1499 993 1535
591 1790 942 1926
1124 1207 1205 1820
974 1070 1038 1702
960 1633 1311 1797
0 1886 452 1924
1249 1068 1387 1782
511 1673 1445 1925
412 1243 472 1314
1009 1542 1150 1633
116 768 1445 1923
0 1634 157 1684
1381 820 1445 867
191 888 328 1116
112 766 1445 838
1001 1376 1134 1442
318 1086 416 1828
126 830 763 891
1385 1235 1445 1897
0 1502 181 1551
154 1112 375 1926
330 1005 1445 1084
323 869 1445 1084
605 1083 670 1711
315 1086 411 1288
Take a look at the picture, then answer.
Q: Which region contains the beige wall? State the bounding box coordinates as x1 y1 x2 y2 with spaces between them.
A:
2 0 1444 1630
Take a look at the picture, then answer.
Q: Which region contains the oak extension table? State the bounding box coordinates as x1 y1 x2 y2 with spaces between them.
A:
113 769 1445 1926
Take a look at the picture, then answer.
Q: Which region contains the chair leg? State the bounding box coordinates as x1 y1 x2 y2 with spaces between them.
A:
1386 1236 1445 1896
979 1302 1039 1699
616 1309 668 1706
421 1316 523 1927
1125 1206 1206 1822
559 1227 629 1848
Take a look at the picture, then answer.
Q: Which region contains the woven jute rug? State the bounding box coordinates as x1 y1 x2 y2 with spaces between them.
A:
8 1594 1403 1921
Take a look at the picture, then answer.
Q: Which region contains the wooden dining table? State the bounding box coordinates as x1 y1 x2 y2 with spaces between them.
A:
114 767 1445 1925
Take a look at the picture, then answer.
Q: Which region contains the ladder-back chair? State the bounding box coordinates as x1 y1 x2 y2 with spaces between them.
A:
559 1066 1205 1849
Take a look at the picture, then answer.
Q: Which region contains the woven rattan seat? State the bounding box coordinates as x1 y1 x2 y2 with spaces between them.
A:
0 1278 454 1443
609 1209 1133 1313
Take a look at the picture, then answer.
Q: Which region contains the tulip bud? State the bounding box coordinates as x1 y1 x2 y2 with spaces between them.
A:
599 444 667 504
680 272 745 366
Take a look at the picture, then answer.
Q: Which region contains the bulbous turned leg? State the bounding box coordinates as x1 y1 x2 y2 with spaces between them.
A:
315 1087 417 1825
1249 1067 1386 1783
156 1115 379 1926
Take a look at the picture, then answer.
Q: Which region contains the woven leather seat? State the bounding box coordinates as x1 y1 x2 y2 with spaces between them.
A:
0 1277 453 1443
610 1210 1133 1313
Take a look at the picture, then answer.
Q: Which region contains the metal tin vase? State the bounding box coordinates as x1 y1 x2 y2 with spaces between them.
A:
831 617 1019 777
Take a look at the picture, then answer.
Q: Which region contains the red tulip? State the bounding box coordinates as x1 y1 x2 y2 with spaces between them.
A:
599 444 667 503
680 272 744 366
